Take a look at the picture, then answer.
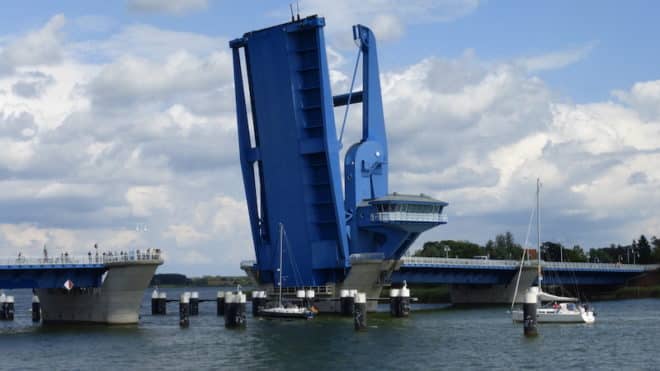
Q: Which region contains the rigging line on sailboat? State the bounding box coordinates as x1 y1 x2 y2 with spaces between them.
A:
522 198 536 250
510 203 537 312
536 178 542 284
567 266 587 303
282 226 304 287
277 222 284 307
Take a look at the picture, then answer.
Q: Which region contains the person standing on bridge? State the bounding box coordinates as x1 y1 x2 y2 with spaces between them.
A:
43 245 48 263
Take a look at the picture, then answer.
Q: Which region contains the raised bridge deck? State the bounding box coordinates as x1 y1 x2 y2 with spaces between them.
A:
0 251 162 289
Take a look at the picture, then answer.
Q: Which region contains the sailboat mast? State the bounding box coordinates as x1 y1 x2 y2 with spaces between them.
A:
278 223 284 307
537 178 542 285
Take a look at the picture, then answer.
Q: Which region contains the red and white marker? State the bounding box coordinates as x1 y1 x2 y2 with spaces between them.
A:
63 279 74 291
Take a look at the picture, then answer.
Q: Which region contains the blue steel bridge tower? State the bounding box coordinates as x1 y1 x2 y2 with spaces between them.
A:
230 16 447 302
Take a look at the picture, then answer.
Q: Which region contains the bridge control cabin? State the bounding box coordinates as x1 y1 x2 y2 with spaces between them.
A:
366 193 448 225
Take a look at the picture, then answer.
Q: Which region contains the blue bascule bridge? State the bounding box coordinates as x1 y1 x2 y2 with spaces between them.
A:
230 15 448 310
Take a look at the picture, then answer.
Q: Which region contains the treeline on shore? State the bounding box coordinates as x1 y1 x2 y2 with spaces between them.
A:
415 232 660 264
150 273 252 287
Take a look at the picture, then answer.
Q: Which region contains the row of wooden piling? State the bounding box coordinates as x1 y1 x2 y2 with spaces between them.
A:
151 289 246 328
152 286 414 331
0 293 41 322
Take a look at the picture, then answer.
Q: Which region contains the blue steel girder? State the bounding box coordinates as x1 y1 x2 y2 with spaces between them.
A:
230 16 350 287
541 268 643 286
231 16 448 289
343 25 388 220
391 264 646 286
0 265 106 289
341 25 447 262
392 266 517 285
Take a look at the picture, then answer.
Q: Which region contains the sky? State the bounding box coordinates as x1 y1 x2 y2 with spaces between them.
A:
0 0 659 275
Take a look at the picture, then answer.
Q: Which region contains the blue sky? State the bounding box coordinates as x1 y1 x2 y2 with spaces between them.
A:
0 0 659 275
4 1 659 102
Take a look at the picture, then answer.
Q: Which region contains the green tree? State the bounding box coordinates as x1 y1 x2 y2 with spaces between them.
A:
652 236 660 263
637 235 652 264
542 241 561 261
484 240 495 258
566 245 588 262
490 232 522 259
588 248 614 263
415 240 484 258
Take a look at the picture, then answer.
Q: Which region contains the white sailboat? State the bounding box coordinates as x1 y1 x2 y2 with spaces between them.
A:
260 223 315 320
511 178 596 324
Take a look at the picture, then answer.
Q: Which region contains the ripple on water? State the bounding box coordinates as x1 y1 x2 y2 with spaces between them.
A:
1 288 659 370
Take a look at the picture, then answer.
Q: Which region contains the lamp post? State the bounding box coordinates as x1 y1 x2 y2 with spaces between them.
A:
444 245 450 259
556 238 565 262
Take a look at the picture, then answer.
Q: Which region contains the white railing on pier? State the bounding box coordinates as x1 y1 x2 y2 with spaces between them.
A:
371 212 448 223
0 249 163 267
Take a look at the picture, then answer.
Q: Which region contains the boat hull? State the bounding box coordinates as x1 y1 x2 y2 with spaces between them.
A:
512 308 596 324
37 260 162 324
260 309 314 320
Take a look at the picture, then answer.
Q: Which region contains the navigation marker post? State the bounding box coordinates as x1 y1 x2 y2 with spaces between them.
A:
523 287 538 337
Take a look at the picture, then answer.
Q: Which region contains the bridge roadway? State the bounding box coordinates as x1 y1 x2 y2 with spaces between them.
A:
391 257 660 286
0 251 158 289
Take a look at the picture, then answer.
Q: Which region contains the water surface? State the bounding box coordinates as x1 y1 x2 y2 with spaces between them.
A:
1 287 658 370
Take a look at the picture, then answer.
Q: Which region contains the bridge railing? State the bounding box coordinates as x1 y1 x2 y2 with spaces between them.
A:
350 252 386 262
1 249 163 266
371 212 448 223
401 256 520 267
401 257 660 271
542 261 659 271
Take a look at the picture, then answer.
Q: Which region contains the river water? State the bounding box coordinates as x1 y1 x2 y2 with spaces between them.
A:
1 287 658 370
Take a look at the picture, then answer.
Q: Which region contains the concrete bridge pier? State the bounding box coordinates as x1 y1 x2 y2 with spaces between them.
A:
449 265 537 305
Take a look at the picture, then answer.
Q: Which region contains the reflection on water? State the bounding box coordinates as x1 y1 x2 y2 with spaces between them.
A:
1 287 659 370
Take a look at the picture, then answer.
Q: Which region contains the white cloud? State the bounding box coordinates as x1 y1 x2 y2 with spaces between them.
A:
297 0 479 45
371 14 404 41
1 12 659 276
87 50 231 109
0 14 67 74
613 79 660 120
0 139 35 171
0 17 248 274
125 186 172 217
73 24 226 61
73 15 117 34
516 42 597 72
0 224 49 249
374 53 660 248
127 0 209 15
11 71 55 99
165 224 209 245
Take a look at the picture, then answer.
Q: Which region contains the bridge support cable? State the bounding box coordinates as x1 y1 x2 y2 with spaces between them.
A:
338 46 362 146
